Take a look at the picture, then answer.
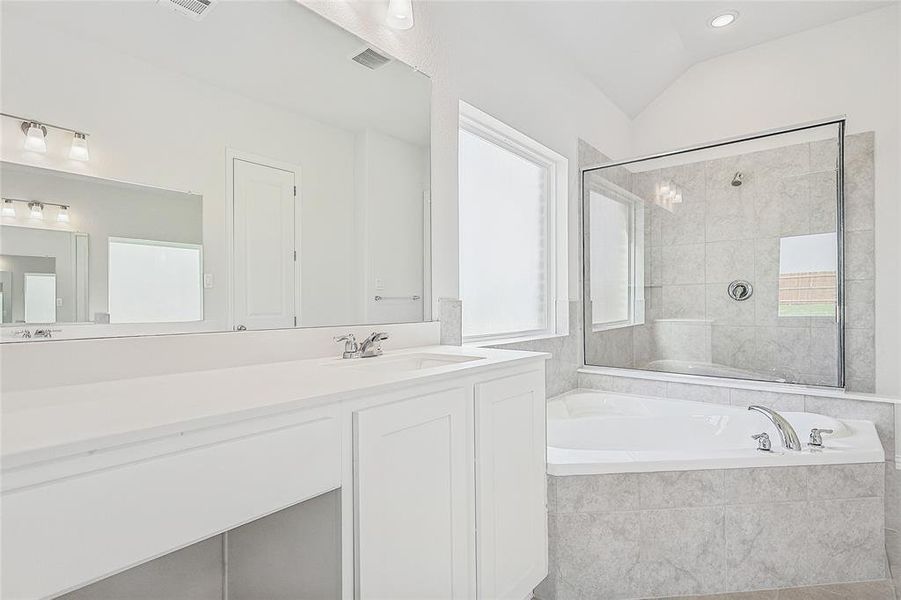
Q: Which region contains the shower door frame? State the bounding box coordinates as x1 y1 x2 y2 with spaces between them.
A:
581 117 847 389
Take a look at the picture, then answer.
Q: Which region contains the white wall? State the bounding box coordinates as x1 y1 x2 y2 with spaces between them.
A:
299 0 634 306
631 5 901 395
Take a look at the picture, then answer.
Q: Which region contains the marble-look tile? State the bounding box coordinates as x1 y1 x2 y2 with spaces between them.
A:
845 328 876 393
843 132 876 233
887 527 901 584
886 462 901 532
555 511 642 599
805 463 884 499
755 327 811 378
555 473 639 513
646 246 663 286
661 243 707 285
776 580 895 600
729 389 806 413
639 469 725 509
662 284 707 320
660 201 707 246
660 591 778 600
845 230 875 280
632 323 655 367
724 466 807 504
640 507 726 597
809 170 839 234
585 326 634 369
725 497 885 590
808 326 839 382
810 138 839 173
845 279 876 330
706 283 756 326
547 475 557 514
754 176 811 238
578 373 668 397
711 326 757 369
654 319 713 363
804 396 894 460
706 189 757 243
438 298 462 345
706 240 756 284
666 382 731 405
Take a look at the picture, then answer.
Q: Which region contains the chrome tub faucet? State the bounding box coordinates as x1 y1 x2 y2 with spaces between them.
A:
748 405 802 451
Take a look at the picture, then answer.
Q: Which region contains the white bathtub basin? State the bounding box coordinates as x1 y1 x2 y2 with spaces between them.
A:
547 390 885 475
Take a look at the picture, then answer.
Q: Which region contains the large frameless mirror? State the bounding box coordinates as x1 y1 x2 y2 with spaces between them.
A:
0 0 430 341
583 122 845 387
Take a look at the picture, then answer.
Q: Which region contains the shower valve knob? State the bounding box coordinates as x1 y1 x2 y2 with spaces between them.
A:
808 428 834 447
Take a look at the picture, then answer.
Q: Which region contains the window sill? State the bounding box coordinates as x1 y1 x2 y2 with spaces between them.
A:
464 331 569 348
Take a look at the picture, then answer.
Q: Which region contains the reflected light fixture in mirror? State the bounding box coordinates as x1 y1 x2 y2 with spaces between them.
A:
69 133 90 161
28 202 44 220
57 205 70 223
386 0 414 30
2 200 15 217
22 122 48 153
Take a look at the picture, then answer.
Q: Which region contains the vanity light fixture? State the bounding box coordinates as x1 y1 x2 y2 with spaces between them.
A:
69 132 90 161
57 205 70 223
386 0 414 30
710 11 738 28
2 113 91 161
2 200 16 217
28 202 44 220
22 121 48 153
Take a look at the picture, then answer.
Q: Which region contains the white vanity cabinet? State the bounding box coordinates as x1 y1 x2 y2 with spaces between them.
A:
353 363 547 600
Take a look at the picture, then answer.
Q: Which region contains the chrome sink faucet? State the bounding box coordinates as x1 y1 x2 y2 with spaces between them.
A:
334 334 361 359
748 405 802 451
360 332 389 358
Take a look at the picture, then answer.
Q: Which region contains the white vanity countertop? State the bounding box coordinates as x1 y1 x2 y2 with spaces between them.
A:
1 345 548 466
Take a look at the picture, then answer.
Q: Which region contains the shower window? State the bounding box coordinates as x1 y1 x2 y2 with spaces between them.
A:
589 184 644 331
582 121 847 387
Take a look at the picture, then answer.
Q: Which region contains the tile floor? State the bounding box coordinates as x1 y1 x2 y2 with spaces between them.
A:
658 579 897 600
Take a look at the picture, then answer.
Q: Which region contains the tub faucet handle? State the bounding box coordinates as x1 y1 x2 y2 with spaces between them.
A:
808 428 834 447
751 432 772 452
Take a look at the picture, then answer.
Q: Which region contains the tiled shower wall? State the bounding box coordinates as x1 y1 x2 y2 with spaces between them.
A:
584 133 876 392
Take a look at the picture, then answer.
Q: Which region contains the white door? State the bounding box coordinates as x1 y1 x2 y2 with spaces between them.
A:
354 387 473 600
232 159 296 330
475 369 547 600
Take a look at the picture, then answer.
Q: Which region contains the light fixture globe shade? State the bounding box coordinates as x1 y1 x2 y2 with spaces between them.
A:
2 201 15 218
386 0 414 30
29 203 44 220
23 122 47 153
69 133 90 161
57 206 70 223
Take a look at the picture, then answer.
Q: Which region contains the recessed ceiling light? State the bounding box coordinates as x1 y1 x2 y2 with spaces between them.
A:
710 11 738 28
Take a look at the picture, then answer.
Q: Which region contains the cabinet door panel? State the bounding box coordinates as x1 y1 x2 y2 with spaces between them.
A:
475 369 546 600
354 387 472 600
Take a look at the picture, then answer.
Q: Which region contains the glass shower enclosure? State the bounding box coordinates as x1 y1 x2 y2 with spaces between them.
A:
582 121 845 387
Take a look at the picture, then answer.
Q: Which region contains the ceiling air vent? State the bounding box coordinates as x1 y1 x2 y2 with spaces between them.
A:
158 0 216 21
352 48 392 70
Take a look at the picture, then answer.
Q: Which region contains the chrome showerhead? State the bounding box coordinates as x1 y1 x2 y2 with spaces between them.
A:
731 172 743 187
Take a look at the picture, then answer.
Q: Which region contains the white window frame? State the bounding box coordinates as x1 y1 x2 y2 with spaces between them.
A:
587 180 645 332
108 236 204 324
458 101 568 345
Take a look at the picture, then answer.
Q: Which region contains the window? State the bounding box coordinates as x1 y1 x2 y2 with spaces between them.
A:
458 102 567 343
778 233 837 318
24 272 57 323
108 237 203 323
588 184 644 330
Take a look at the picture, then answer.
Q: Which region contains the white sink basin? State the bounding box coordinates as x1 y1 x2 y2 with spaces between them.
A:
327 353 484 372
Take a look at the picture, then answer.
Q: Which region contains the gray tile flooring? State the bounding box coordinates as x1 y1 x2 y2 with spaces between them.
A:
657 579 897 599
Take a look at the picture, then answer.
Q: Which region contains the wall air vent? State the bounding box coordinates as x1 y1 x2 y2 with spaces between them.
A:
158 0 216 21
352 48 392 70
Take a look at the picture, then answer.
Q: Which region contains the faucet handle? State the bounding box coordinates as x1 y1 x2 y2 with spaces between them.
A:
808 428 834 447
334 334 360 359
751 432 772 452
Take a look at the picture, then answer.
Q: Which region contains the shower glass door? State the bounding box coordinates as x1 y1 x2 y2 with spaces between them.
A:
582 121 855 388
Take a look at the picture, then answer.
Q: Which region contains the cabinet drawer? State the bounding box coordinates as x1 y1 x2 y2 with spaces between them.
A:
2 406 340 600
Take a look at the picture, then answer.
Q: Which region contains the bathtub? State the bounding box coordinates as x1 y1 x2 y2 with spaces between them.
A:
547 390 885 476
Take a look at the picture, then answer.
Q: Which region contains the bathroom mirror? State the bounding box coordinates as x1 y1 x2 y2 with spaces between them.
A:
583 122 846 387
0 0 431 341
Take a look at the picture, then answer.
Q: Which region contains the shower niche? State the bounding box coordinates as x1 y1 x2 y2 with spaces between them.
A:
582 121 872 389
